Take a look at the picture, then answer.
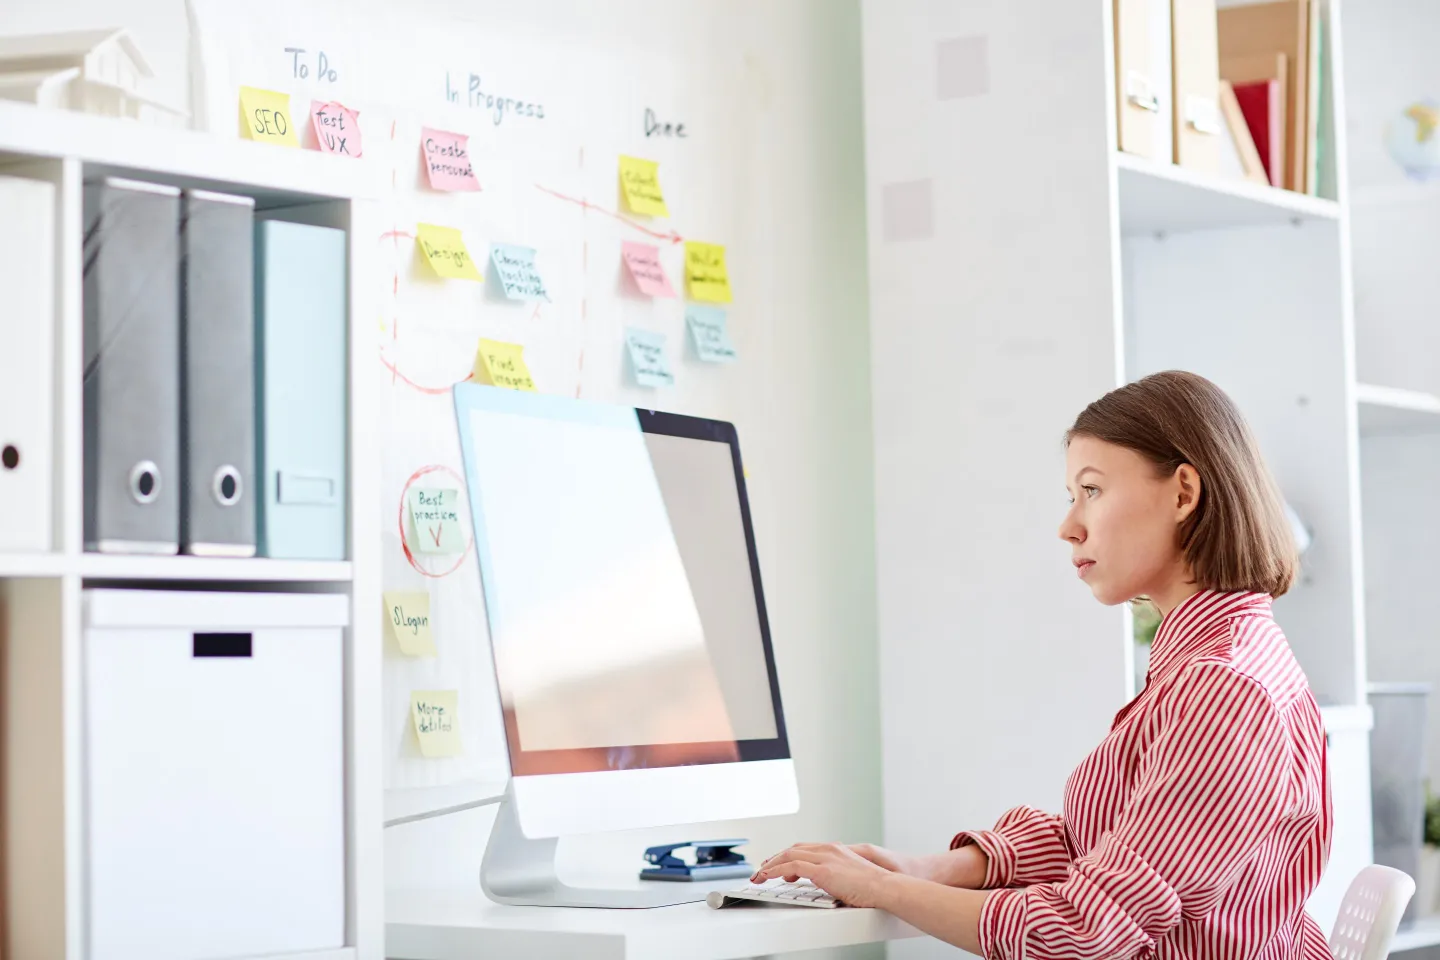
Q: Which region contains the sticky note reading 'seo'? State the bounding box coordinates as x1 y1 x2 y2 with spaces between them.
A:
416 223 483 281
683 241 732 303
473 339 537 391
618 155 669 217
239 86 299 147
490 244 548 300
407 488 465 554
421 127 481 192
621 241 676 298
411 690 462 758
686 306 738 362
311 100 361 157
625 328 674 388
384 591 436 657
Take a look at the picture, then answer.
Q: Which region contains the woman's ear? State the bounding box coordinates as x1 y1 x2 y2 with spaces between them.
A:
1175 464 1202 522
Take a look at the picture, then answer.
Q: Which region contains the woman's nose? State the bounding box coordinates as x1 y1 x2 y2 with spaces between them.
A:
1058 508 1085 544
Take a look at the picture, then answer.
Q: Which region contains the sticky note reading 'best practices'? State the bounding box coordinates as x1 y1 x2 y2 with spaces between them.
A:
385 591 436 657
490 244 549 300
686 306 738 362
621 241 676 298
407 488 466 554
411 690 462 758
416 223 483 281
683 241 732 303
473 339 537 391
618 155 669 217
239 86 299 147
625 328 674 388
311 100 362 157
421 127 481 192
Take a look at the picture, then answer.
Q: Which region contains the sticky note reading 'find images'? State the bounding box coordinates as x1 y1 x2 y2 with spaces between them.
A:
683 241 732 303
490 244 549 300
416 223 483 281
686 306 738 362
407 488 466 554
621 241 676 298
619 155 669 217
239 86 299 147
310 100 362 157
384 591 436 657
473 339 537 391
625 328 674 388
421 126 481 192
411 690 462 758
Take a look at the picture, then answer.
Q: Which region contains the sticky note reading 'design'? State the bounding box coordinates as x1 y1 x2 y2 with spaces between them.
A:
311 100 362 157
621 241 676 298
384 591 436 657
683 241 732 303
416 223 483 281
239 86 299 147
619 155 669 217
473 339 537 391
626 328 674 388
407 488 465 554
411 690 462 758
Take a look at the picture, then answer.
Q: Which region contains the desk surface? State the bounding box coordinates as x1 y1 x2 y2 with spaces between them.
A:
387 886 923 960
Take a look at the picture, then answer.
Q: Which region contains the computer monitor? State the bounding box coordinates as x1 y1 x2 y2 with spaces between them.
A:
452 384 799 907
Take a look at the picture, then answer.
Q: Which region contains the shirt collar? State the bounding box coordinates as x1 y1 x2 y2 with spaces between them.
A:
1147 589 1274 680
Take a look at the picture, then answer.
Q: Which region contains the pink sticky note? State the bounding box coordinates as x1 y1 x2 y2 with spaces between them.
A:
421 126 481 192
310 101 362 158
621 241 676 298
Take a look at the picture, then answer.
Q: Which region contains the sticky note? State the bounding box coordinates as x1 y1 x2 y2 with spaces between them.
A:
411 690 462 758
621 241 676 298
407 488 466 554
310 100 362 157
619 155 669 217
421 126 481 192
239 86 299 147
385 591 436 657
473 338 537 391
625 328 674 388
686 306 738 362
416 223 483 281
490 244 549 300
683 241 732 303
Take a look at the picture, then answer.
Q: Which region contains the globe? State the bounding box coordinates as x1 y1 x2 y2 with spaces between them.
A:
1385 100 1440 181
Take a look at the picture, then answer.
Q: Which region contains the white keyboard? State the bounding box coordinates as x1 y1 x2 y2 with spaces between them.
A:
706 879 843 909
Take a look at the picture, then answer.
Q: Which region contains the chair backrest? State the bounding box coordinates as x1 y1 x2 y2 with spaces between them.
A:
1330 865 1416 960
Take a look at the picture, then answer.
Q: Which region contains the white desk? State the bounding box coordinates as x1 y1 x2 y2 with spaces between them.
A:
387 886 923 960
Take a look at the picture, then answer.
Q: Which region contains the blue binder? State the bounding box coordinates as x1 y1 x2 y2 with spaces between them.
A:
254 220 348 560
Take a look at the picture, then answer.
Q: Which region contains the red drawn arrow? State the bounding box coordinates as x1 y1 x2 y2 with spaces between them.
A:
533 184 684 244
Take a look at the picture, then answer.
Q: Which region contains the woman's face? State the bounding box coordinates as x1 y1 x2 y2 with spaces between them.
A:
1059 436 1197 606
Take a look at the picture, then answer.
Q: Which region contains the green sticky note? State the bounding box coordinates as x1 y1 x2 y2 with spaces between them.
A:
685 305 737 362
407 488 465 554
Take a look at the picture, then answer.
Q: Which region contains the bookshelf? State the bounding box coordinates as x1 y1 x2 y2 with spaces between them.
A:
1115 151 1341 234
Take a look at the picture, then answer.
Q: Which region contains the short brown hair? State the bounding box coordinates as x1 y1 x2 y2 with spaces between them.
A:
1066 370 1297 598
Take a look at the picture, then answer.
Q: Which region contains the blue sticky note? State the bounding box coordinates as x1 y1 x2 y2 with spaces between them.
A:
625 328 674 388
685 306 738 362
490 243 548 300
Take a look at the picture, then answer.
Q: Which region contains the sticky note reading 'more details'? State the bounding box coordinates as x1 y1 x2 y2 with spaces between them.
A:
411 690 462 757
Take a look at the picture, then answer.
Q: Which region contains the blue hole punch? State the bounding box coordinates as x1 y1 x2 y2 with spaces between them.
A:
639 839 753 882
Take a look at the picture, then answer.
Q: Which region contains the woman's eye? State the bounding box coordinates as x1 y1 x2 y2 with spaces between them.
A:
1083 485 1099 498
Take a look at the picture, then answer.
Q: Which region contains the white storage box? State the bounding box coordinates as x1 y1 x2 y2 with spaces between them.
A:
83 589 348 960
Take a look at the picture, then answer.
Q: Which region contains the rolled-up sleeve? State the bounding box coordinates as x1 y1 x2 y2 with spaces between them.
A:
951 805 1074 888
979 663 1290 960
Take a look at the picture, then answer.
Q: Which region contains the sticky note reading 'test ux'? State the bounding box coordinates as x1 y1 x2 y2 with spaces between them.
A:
416 223 483 281
239 86 299 147
683 241 732 303
473 338 537 391
490 244 549 300
407 488 466 554
618 155 669 217
625 328 674 388
621 241 676 298
686 306 738 363
311 100 362 157
411 690 462 758
421 126 481 192
384 591 436 657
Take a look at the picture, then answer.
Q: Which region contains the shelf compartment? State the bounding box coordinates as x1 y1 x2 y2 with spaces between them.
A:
1355 383 1440 437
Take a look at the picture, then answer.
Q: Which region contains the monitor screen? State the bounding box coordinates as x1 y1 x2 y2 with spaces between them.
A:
457 392 789 777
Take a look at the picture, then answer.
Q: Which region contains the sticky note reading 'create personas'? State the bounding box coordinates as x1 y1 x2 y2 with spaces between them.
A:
490 244 549 300
473 339 537 391
621 241 676 298
421 126 481 191
626 328 674 388
407 488 466 554
683 241 732 303
686 306 738 362
239 86 299 147
411 690 462 758
385 591 436 657
416 223 483 281
310 100 362 157
618 155 669 217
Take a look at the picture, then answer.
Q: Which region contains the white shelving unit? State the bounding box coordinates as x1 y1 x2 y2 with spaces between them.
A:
1355 383 1440 436
0 101 383 960
1115 152 1341 235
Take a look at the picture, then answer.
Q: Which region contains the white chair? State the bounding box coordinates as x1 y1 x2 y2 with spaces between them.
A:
1330 865 1417 960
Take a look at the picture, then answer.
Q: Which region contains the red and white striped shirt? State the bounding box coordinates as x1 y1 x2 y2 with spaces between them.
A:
953 590 1333 960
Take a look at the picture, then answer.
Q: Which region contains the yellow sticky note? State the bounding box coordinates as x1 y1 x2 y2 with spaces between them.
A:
417 223 484 281
684 241 733 303
619 155 669 218
384 592 436 657
473 338 537 391
411 690 462 758
238 86 299 147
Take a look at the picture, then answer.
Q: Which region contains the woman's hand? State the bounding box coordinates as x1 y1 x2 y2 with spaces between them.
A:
750 843 897 908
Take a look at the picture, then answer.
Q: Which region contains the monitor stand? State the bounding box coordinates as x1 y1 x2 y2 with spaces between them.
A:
480 784 715 908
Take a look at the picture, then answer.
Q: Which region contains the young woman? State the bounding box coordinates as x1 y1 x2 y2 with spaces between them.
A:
753 370 1332 960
